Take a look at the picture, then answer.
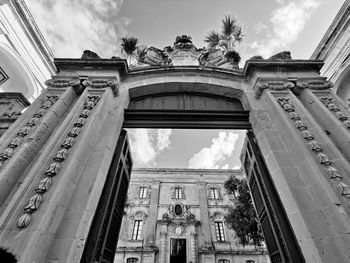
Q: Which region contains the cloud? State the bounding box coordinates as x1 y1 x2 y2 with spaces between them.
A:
27 0 130 58
157 129 172 151
250 0 321 57
188 132 239 169
128 129 172 167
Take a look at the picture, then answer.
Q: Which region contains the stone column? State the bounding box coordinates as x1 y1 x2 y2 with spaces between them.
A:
250 78 350 263
197 181 212 248
145 180 160 246
159 230 168 263
190 232 198 263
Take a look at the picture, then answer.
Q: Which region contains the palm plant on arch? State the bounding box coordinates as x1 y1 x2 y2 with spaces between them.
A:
204 15 244 66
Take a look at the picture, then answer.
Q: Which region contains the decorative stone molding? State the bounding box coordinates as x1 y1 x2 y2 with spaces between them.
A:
254 80 294 98
82 79 119 96
44 78 80 88
0 95 58 166
301 79 333 90
17 95 100 228
319 97 350 129
276 97 349 199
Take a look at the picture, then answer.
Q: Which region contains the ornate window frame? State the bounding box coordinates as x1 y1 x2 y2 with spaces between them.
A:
129 211 147 241
207 184 223 201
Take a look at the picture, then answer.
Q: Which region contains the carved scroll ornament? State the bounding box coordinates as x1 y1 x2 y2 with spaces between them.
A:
17 95 100 228
254 80 294 98
276 97 349 198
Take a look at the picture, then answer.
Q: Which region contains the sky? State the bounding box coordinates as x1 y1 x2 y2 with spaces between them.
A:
26 0 345 169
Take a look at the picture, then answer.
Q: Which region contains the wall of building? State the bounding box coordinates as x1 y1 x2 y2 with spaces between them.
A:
115 168 270 263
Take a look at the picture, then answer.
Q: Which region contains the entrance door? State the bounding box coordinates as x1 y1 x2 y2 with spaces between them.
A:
170 238 187 263
243 131 305 263
81 129 133 263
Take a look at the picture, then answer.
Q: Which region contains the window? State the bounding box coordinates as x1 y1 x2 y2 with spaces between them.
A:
218 260 230 263
215 222 225 241
139 187 147 198
246 261 255 263
210 187 219 199
132 220 143 240
127 258 138 263
175 187 182 199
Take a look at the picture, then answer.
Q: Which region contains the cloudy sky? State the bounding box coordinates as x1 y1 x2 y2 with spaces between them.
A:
26 0 344 169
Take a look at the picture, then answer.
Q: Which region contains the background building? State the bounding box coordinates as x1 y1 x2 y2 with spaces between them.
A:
116 168 270 263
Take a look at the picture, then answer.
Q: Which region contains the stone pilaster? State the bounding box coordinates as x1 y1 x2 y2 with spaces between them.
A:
144 180 160 246
197 181 212 249
159 230 168 263
0 85 79 208
296 86 350 161
190 232 198 263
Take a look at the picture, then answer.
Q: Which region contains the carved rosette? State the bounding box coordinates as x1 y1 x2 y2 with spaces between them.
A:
276 97 350 199
17 95 100 228
82 79 119 96
254 80 294 98
319 97 350 130
0 95 59 166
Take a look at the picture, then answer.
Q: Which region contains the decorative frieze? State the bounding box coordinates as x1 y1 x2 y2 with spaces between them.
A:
17 95 100 228
0 95 59 166
319 97 350 129
276 97 350 198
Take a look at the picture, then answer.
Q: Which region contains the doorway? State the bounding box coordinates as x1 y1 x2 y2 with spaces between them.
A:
170 238 187 263
82 88 304 263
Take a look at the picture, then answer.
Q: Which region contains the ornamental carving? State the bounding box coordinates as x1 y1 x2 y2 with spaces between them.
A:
276 97 350 200
45 78 81 88
164 203 196 222
18 95 100 228
0 95 59 165
319 96 350 130
254 80 294 98
82 79 119 96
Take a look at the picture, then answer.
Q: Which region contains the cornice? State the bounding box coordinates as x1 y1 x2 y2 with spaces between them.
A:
131 168 243 174
54 58 128 75
243 60 324 76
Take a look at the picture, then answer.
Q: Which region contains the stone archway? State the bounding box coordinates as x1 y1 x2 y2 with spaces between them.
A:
1 58 350 263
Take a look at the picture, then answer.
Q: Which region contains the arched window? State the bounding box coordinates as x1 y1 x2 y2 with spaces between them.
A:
127 258 138 263
246 260 255 263
218 259 230 263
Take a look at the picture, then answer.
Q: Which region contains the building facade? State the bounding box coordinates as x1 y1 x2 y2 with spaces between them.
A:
116 168 269 263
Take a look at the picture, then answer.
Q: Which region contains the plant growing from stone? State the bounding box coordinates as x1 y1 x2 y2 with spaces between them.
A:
204 15 244 63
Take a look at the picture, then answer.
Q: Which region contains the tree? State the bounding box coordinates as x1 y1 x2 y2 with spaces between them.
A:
204 15 244 63
121 36 138 66
224 174 241 198
224 178 264 248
